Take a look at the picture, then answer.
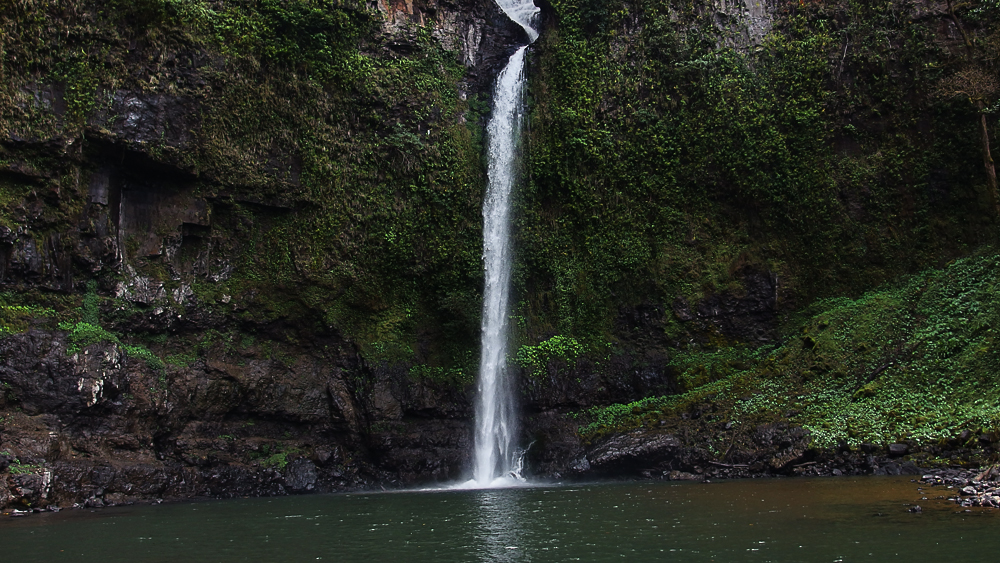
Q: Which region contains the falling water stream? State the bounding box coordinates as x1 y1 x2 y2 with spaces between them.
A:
471 0 539 487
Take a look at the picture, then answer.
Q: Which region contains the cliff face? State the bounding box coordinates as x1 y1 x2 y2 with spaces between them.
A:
519 0 1000 478
1 0 999 509
0 0 525 507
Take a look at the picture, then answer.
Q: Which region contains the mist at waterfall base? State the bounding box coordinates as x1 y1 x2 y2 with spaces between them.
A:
467 0 539 489
3 477 997 562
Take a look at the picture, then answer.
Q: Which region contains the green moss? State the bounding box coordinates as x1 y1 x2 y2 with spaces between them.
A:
516 335 587 379
80 281 99 326
250 443 302 470
261 452 289 470
164 352 198 367
57 283 168 370
409 365 473 386
668 345 776 392
64 321 120 353
0 299 55 337
123 344 165 370
522 0 996 344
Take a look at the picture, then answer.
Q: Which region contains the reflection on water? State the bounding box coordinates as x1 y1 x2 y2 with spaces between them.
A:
476 490 528 562
2 476 1000 562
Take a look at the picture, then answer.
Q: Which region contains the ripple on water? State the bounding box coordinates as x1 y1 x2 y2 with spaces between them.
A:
2 477 999 563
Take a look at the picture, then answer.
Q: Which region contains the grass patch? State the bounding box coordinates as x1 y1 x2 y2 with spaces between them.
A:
62 321 120 353
408 365 473 386
0 292 59 336
165 352 198 367
123 345 166 370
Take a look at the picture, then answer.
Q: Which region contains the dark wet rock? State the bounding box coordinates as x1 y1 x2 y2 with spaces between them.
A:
10 472 52 507
525 410 587 477
930 467 1000 509
84 497 105 508
284 459 319 493
369 381 405 421
569 456 591 473
751 423 811 470
619 270 779 366
976 466 1000 481
379 0 528 97
90 92 199 150
688 269 779 345
875 463 901 476
0 478 12 508
367 419 471 485
587 431 683 472
908 505 922 513
889 443 908 457
0 326 418 508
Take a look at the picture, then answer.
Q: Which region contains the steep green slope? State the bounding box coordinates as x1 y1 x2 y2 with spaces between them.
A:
520 0 999 345
518 0 1000 474
578 250 1000 462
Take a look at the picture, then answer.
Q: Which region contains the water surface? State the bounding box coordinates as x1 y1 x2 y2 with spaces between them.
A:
1 477 994 562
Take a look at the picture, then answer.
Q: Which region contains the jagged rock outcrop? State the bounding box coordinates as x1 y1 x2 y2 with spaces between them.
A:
378 0 530 95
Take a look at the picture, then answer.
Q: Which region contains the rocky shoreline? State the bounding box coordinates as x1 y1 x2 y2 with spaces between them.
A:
917 466 1000 510
4 437 997 519
7 466 1000 520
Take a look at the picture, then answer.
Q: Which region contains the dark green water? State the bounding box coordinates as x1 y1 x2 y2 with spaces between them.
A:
1 476 995 562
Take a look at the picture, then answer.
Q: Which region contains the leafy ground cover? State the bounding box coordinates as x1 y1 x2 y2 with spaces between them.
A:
577 249 1000 450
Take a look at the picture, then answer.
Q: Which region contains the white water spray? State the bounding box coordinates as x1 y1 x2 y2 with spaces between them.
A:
494 0 539 42
470 0 539 488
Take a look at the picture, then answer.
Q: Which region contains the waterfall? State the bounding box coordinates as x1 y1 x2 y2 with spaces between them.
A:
471 0 538 488
494 0 539 42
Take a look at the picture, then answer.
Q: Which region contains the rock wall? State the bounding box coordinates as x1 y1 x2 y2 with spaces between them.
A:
1 0 999 510
0 0 525 509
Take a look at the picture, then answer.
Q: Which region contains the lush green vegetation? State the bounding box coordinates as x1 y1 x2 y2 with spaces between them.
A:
0 301 55 337
1 0 999 455
249 442 302 469
577 250 1000 449
520 0 999 346
41 283 167 369
0 290 79 337
515 335 587 378
0 0 486 376
409 364 474 386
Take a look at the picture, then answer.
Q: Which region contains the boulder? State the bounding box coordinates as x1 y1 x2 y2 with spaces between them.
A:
888 443 908 457
284 459 318 493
